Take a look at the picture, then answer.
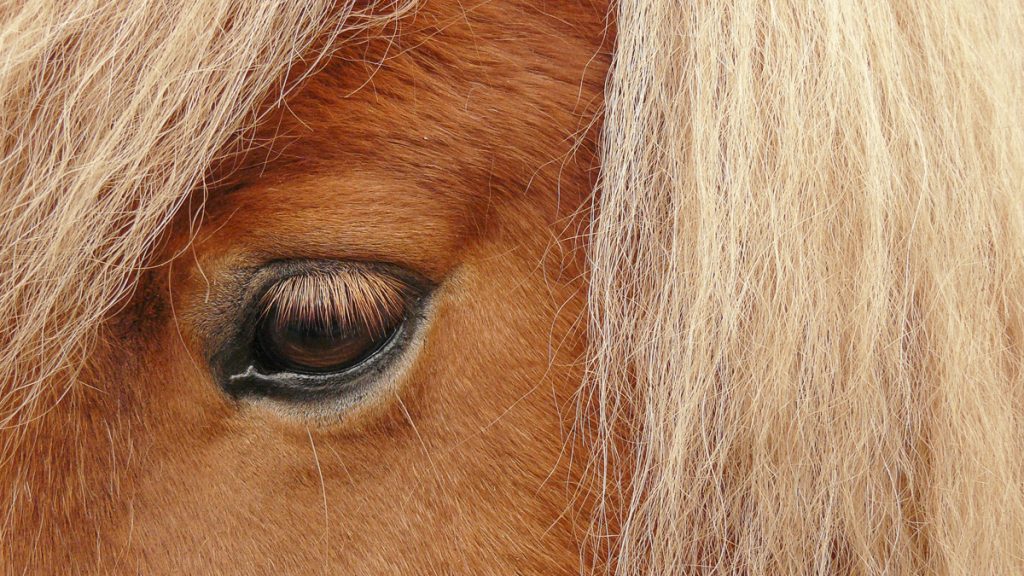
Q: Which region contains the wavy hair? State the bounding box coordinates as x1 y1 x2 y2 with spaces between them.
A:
591 0 1024 573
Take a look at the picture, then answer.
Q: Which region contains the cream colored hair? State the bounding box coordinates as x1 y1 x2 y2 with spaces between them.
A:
2 1 1023 574
591 0 1024 573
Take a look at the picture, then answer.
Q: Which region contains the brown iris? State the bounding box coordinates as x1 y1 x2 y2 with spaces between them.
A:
255 270 407 374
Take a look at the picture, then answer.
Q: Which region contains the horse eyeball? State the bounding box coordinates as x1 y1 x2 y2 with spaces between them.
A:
254 271 407 375
255 300 403 374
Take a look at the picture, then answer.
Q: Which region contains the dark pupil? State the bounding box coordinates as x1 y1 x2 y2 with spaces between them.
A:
256 311 397 374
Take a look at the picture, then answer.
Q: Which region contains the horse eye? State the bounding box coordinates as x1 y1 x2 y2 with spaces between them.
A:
218 265 426 404
255 299 403 374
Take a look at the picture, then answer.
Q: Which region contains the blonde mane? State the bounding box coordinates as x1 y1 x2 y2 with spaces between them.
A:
2 0 1023 574
592 0 1024 573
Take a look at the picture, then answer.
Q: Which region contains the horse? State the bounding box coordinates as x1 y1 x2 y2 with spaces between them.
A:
2 0 1022 574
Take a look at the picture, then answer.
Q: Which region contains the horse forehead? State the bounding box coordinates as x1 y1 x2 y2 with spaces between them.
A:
221 0 609 182
189 0 607 268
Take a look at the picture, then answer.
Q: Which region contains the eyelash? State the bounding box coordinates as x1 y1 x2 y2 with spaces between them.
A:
257 270 408 338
